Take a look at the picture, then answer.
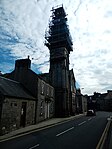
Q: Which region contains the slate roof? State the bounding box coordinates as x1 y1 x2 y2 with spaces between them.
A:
38 73 50 83
100 93 108 99
0 76 35 100
105 92 112 100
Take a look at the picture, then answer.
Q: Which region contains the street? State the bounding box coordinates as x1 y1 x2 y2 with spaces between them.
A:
0 111 112 149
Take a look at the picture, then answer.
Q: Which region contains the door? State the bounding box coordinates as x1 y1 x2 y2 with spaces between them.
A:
20 102 27 127
45 101 50 119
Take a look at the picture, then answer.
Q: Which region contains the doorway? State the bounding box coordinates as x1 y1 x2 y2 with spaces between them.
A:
20 102 27 127
45 101 50 119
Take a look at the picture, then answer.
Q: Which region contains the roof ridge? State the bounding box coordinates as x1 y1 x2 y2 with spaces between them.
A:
0 76 19 84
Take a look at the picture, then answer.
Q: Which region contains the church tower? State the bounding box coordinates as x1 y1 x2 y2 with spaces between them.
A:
45 5 73 117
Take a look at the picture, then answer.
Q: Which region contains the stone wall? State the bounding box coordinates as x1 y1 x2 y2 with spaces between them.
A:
82 96 87 113
36 78 55 123
0 97 35 135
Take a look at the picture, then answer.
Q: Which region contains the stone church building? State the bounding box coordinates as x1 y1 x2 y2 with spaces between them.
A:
0 6 86 135
45 5 74 117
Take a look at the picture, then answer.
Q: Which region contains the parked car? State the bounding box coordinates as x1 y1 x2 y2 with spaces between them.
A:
86 109 96 116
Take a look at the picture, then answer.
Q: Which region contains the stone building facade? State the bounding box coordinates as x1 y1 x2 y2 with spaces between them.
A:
5 58 55 124
0 58 55 135
0 76 35 135
87 90 112 112
75 89 87 114
94 91 112 111
37 79 54 122
45 5 73 117
69 69 77 115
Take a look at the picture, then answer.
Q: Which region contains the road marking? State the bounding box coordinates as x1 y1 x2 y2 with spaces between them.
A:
78 121 86 126
96 120 111 149
88 118 92 121
56 127 74 137
29 144 39 149
0 115 84 143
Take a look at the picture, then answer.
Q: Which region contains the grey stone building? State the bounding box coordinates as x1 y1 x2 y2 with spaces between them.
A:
0 76 35 135
82 95 87 114
1 58 55 135
45 5 73 117
87 90 112 112
96 90 112 111
5 58 55 124
69 69 77 115
75 89 87 114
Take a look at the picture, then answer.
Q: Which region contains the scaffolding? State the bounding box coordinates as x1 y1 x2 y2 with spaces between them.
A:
45 5 73 52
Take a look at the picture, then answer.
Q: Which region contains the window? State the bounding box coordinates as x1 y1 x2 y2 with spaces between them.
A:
64 60 66 67
40 101 43 108
41 82 44 94
10 102 17 107
14 103 17 106
40 101 43 116
51 88 54 97
47 86 49 96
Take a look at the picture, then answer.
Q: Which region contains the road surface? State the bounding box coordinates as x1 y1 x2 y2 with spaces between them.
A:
0 111 112 149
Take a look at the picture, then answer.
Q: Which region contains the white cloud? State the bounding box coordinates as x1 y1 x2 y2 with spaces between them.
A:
1 0 112 95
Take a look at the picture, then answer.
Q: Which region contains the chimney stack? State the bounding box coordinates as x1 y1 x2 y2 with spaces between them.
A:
15 58 31 70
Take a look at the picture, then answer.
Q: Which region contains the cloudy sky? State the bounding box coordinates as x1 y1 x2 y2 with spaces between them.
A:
0 0 112 95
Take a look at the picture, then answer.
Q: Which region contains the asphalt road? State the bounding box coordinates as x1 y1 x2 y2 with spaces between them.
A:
0 111 112 149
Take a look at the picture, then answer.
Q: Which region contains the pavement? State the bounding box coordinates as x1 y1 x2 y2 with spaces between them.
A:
0 114 84 142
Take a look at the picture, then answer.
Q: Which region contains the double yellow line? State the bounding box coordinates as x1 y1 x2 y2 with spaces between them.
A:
96 117 112 149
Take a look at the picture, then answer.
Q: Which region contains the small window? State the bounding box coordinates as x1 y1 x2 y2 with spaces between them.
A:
14 103 17 106
40 101 43 116
41 82 44 94
10 102 17 107
65 60 66 66
47 86 49 96
51 88 54 97
40 101 43 108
